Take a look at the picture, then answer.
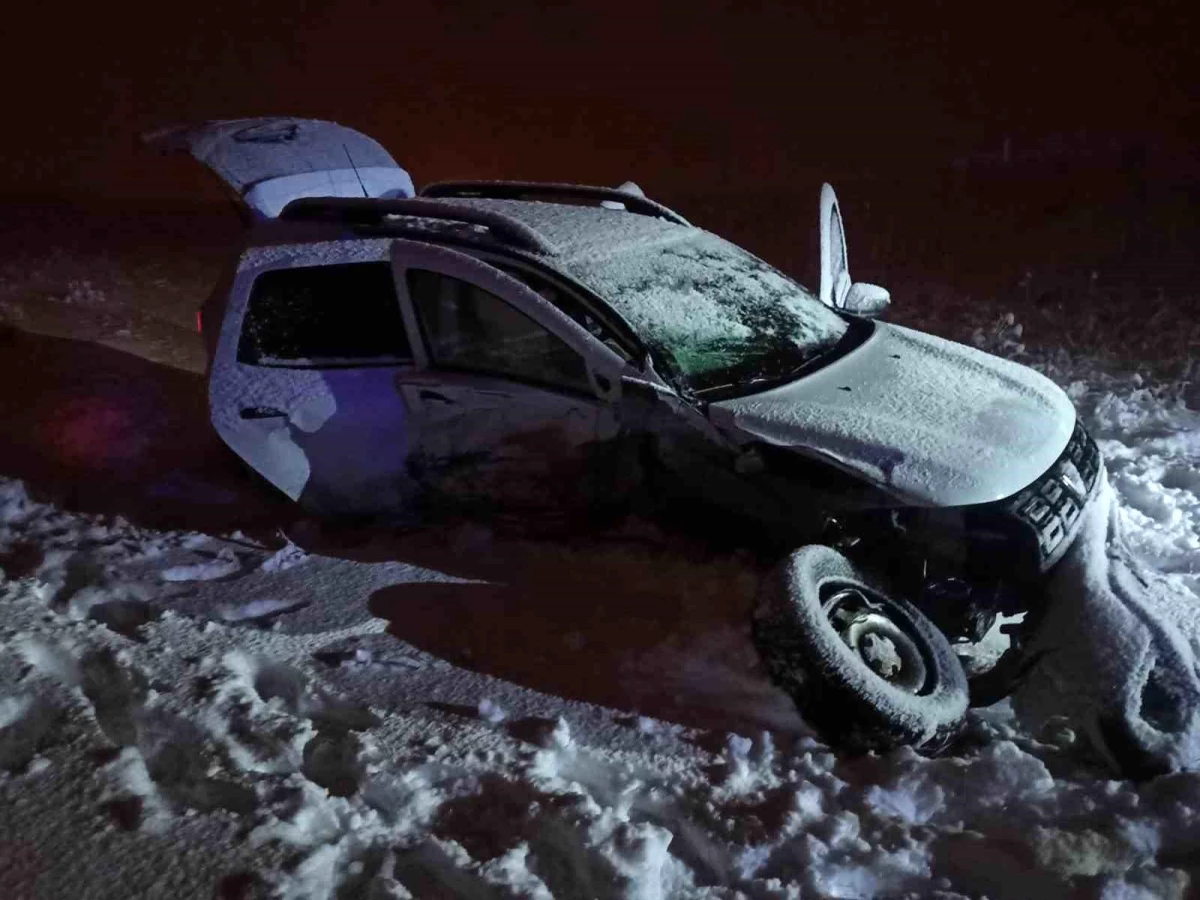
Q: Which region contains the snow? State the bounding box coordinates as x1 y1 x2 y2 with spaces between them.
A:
5 235 1200 897
3 371 1199 900
161 546 242 581
710 321 1078 506
562 227 849 384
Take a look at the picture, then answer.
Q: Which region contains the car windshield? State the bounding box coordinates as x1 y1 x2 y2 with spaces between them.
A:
562 230 850 397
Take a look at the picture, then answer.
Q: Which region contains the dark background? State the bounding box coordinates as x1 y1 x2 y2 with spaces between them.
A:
3 0 1194 200
1 0 1196 304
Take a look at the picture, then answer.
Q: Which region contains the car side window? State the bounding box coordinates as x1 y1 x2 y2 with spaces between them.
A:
407 269 591 393
492 263 634 362
238 262 411 366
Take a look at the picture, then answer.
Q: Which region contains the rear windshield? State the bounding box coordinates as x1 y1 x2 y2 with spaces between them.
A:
561 231 849 396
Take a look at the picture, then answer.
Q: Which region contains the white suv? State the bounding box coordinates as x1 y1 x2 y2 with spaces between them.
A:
152 117 1101 752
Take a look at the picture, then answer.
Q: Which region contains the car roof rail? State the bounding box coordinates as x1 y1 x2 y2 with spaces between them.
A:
419 180 691 226
277 196 560 255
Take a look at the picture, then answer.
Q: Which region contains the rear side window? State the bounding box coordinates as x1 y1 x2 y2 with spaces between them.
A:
238 262 411 366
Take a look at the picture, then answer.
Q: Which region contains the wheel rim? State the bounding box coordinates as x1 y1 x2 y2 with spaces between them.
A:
822 585 929 693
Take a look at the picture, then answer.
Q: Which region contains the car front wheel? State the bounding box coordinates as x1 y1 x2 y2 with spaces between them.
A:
753 544 969 753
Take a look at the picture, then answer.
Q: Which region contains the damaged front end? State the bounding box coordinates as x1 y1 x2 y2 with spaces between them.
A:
752 420 1104 696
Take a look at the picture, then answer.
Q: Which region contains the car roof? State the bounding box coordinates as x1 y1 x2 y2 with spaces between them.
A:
428 197 698 264
248 195 700 267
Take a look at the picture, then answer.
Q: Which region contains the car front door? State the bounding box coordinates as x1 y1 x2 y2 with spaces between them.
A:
209 240 420 514
390 240 632 517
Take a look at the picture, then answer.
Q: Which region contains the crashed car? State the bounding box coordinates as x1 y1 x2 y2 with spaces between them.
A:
151 117 1103 752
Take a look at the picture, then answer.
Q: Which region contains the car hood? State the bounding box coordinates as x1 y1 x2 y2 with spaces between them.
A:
707 321 1076 506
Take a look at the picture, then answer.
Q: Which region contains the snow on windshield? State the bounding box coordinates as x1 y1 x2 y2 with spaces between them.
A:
563 230 849 391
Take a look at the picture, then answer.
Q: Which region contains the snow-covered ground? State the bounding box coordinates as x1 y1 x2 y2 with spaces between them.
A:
3 228 1200 898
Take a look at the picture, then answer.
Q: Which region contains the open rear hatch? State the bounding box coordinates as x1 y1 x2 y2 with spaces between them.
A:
144 117 414 218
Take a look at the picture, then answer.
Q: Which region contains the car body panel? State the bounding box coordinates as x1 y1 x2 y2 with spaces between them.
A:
210 239 417 512
145 117 415 219
394 370 605 512
707 321 1077 507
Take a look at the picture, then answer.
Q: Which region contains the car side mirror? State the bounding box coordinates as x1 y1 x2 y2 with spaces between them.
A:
842 282 890 317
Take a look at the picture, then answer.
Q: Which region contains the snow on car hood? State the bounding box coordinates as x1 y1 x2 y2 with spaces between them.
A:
708 321 1076 506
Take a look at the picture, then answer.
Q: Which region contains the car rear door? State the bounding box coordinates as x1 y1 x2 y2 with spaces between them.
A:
389 240 634 516
209 240 419 514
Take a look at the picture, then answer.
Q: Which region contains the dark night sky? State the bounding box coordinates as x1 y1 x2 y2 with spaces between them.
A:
2 0 1195 205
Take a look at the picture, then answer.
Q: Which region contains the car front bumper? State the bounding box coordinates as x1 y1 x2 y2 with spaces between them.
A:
995 418 1103 575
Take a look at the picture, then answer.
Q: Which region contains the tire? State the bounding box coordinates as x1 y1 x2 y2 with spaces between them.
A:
753 545 969 754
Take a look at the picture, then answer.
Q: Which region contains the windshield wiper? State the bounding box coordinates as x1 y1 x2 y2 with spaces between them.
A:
694 367 798 399
695 319 872 400
694 353 817 399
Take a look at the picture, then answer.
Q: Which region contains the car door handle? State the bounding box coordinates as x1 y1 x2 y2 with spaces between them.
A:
239 406 288 420
418 389 454 404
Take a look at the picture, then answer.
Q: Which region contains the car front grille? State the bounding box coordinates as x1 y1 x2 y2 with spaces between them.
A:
1003 419 1102 570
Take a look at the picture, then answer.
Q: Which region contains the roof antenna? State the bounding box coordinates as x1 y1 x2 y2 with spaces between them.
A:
344 144 369 198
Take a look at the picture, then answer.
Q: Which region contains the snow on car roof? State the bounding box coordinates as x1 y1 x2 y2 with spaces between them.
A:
424 196 696 263
249 195 690 263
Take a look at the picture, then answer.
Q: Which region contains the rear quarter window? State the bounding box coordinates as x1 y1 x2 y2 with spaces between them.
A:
238 262 411 366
